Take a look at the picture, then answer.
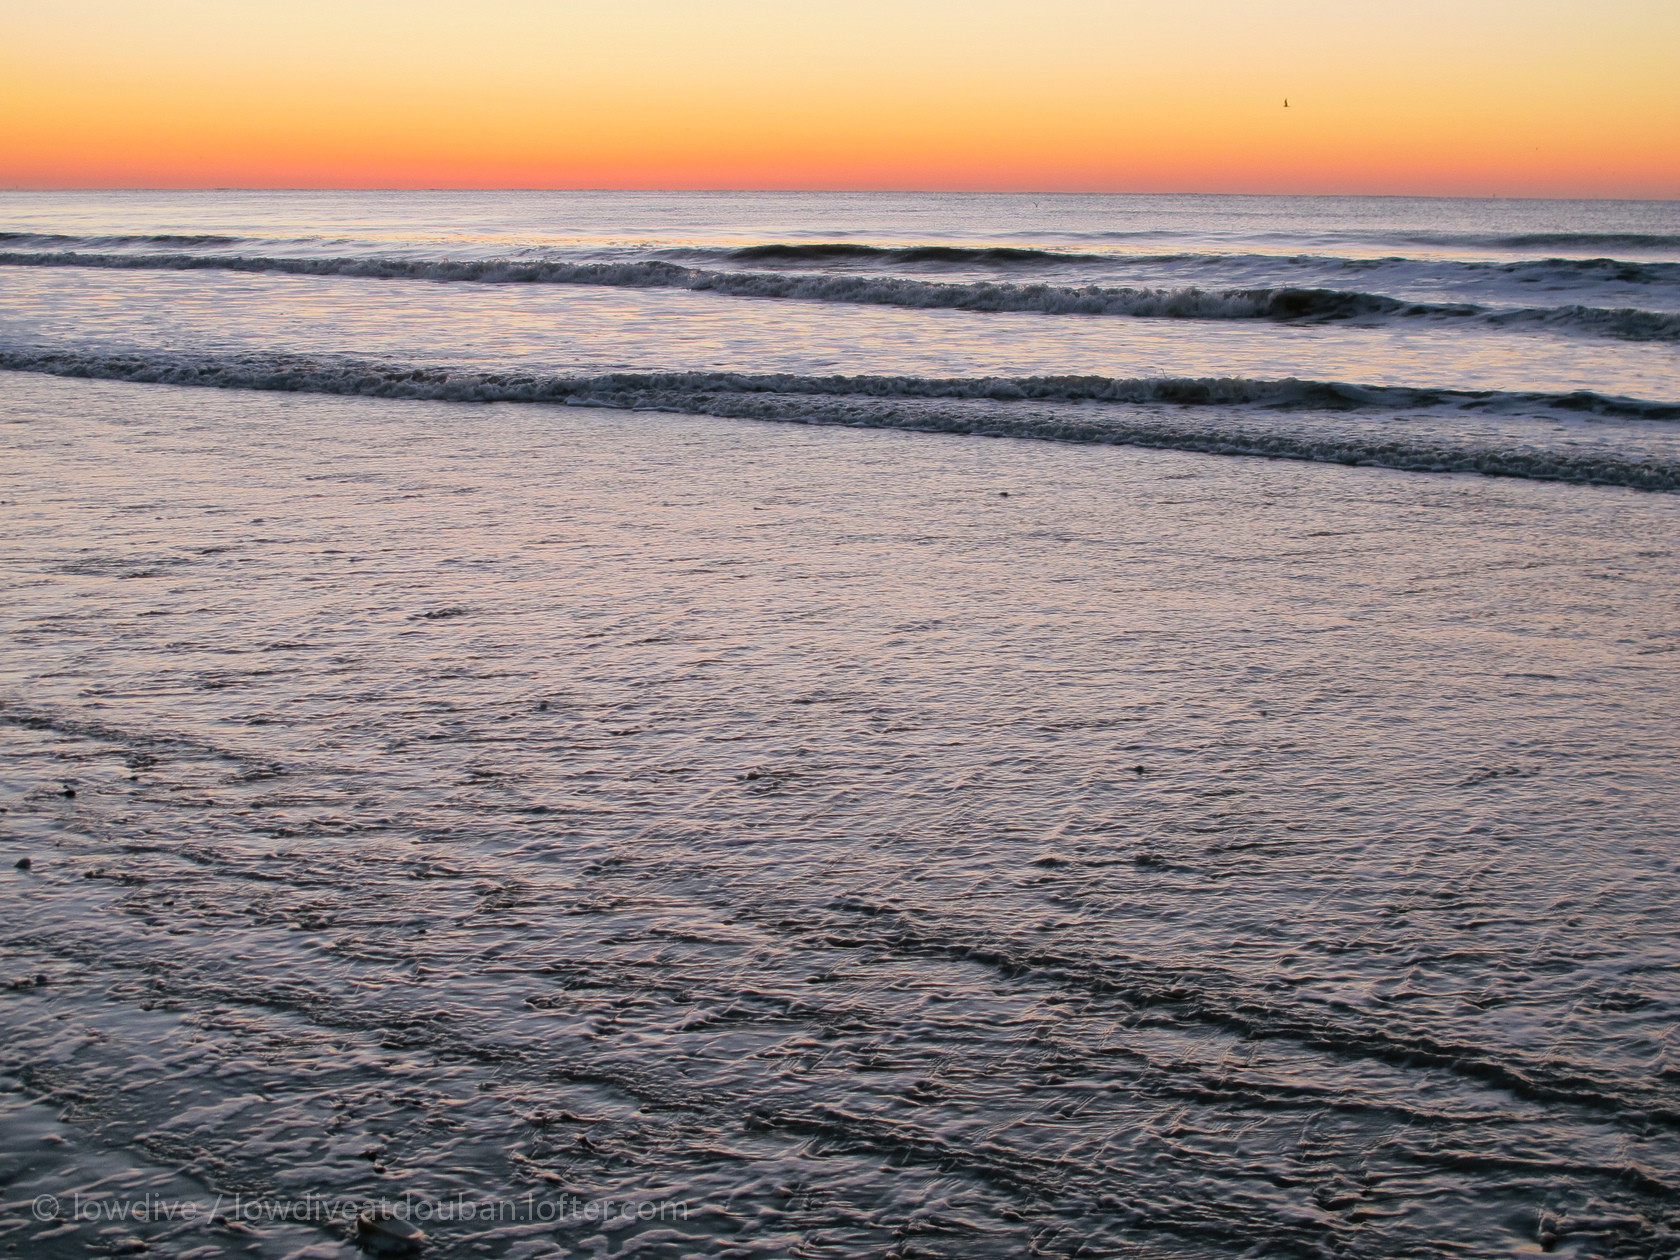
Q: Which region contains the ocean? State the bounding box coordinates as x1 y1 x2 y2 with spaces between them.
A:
2 191 1678 1258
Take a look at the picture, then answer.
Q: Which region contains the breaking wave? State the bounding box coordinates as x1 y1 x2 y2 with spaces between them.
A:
727 242 1113 265
732 245 1680 289
1071 228 1680 253
713 244 1680 288
0 231 249 249
1476 255 1680 285
15 233 1680 287
1438 232 1680 252
5 250 1679 340
4 347 1676 491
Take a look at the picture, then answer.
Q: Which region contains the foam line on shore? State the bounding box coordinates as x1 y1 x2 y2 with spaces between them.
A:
4 348 1676 491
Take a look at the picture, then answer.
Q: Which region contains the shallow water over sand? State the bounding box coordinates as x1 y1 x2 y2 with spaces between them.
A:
3 372 1679 1258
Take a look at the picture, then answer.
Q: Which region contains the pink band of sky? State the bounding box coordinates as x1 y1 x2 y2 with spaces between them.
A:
4 0 1677 195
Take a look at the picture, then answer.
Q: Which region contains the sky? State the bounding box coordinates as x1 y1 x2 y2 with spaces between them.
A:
3 0 1677 195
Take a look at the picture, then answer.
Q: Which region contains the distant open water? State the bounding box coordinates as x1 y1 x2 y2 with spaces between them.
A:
2 192 1679 1259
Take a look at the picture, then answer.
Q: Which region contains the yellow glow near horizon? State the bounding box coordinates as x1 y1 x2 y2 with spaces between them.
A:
3 0 1677 194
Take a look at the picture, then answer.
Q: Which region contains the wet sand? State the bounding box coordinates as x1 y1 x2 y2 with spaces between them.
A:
3 371 1679 1258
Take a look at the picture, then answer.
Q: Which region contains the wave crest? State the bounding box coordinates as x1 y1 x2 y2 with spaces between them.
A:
4 250 1677 341
728 242 1109 265
3 347 1675 492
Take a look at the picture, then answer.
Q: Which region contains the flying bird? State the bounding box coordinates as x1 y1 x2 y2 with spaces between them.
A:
1284 99 1290 108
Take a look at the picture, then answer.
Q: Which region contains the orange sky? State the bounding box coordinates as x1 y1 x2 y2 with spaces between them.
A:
4 0 1677 195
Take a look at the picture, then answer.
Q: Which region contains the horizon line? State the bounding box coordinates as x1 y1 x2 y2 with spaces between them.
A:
4 187 1678 204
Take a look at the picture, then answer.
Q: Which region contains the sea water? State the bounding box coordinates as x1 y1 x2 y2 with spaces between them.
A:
2 191 1678 1258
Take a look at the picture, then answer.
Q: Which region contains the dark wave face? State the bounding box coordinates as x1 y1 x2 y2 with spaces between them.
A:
10 346 1671 418
727 244 1680 287
1482 256 1680 282
4 347 1676 491
729 242 1114 265
1455 232 1680 251
5 250 1679 342
23 228 1667 255
0 230 250 248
